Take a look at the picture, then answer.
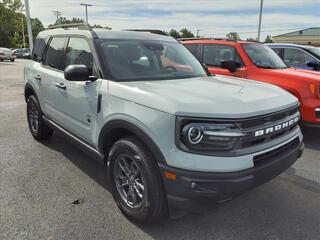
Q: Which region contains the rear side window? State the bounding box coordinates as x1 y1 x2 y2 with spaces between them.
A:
43 37 67 70
203 44 243 67
65 37 93 74
185 44 201 61
32 37 47 62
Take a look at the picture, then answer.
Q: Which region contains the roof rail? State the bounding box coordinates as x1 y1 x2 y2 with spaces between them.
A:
125 29 168 36
178 37 237 42
46 23 92 31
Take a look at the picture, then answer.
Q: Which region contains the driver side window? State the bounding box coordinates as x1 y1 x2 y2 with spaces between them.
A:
65 37 93 74
203 44 243 67
284 48 316 66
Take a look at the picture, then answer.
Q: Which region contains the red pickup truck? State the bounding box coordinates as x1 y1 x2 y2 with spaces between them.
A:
181 39 320 127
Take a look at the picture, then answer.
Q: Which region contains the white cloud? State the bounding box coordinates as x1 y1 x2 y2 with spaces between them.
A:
27 0 319 40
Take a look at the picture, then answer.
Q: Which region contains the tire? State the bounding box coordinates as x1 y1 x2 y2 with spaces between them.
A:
27 95 53 140
11 59 15 62
109 136 167 223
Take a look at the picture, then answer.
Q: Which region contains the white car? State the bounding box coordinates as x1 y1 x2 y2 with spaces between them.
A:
0 47 16 62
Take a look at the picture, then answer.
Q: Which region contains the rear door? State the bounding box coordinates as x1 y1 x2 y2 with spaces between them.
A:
203 44 247 78
34 36 67 117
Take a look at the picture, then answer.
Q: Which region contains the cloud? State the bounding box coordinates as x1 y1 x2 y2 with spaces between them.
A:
28 0 319 40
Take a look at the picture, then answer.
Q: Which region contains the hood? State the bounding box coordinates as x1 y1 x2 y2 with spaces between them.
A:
267 67 320 83
109 75 298 118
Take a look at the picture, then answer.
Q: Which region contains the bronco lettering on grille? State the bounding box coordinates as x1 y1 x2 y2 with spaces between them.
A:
254 116 300 137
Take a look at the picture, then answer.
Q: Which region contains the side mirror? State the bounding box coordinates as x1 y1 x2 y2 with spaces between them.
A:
306 60 320 70
64 65 96 81
221 60 241 73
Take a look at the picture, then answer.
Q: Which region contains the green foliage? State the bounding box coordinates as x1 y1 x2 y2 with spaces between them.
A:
48 17 85 27
264 35 274 43
92 24 112 30
226 32 240 40
0 0 44 48
167 28 195 39
168 29 181 39
179 28 195 38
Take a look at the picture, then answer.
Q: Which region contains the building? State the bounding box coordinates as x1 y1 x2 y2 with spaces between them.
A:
273 27 320 47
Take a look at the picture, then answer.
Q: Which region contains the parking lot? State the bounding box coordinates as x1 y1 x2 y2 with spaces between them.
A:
0 59 320 240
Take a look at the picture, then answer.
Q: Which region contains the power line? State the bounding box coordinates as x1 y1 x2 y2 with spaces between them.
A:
53 10 62 22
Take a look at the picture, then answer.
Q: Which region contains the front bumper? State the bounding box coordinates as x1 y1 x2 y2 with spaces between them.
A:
159 137 304 212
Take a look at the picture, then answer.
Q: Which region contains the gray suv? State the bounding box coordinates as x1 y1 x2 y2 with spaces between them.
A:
25 24 304 222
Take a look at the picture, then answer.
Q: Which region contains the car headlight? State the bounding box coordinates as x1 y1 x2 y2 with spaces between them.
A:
180 122 245 151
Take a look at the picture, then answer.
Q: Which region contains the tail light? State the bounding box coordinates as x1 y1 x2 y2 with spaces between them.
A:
309 83 320 98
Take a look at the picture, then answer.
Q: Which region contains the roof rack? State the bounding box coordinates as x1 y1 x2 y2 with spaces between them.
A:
46 23 92 31
178 37 237 42
125 29 168 36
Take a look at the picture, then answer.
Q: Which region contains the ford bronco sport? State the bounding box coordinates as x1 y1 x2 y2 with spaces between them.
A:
25 24 304 223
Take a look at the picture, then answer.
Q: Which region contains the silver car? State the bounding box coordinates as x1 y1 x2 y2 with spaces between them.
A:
0 47 16 62
24 25 304 223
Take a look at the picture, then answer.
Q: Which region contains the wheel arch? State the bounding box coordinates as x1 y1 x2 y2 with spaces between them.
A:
98 119 167 165
24 82 37 102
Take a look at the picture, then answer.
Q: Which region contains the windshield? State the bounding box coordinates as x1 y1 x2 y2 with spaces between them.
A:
97 39 207 81
243 44 287 69
309 48 320 58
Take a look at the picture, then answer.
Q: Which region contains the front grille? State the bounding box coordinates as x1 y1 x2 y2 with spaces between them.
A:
234 106 299 149
253 137 300 167
237 106 298 130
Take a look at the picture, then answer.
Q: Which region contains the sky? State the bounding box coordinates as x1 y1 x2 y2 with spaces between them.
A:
28 0 320 40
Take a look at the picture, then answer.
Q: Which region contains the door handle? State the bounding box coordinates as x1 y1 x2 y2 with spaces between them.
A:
55 83 67 90
33 75 41 81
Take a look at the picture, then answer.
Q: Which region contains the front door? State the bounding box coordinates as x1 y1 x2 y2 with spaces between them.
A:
53 37 101 145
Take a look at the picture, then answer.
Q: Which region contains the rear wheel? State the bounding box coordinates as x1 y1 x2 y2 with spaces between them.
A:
27 95 53 140
11 59 15 62
109 136 167 223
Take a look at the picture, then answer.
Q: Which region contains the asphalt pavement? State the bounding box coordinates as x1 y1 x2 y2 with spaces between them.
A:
1 59 320 240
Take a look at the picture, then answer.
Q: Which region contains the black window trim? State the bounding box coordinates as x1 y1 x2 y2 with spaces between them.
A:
41 36 68 73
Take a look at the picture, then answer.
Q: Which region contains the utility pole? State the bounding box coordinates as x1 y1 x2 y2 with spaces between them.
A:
24 0 33 52
80 3 92 23
53 10 62 24
21 18 26 48
196 29 200 38
257 0 264 42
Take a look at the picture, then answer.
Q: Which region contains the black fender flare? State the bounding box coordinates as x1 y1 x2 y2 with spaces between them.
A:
98 119 167 164
24 82 37 102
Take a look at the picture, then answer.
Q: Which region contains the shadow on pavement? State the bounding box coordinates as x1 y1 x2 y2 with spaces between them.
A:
41 131 111 192
301 126 320 151
38 127 320 240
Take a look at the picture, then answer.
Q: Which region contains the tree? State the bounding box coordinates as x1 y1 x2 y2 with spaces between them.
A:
49 17 85 26
179 28 194 38
226 32 240 40
1 0 23 11
264 35 274 43
0 0 45 48
92 24 111 30
168 29 181 39
246 37 257 42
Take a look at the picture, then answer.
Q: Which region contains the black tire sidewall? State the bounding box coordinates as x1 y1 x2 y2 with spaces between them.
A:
109 137 165 222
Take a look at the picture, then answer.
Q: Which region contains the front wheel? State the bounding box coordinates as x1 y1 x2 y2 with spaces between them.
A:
27 95 53 140
109 136 167 223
